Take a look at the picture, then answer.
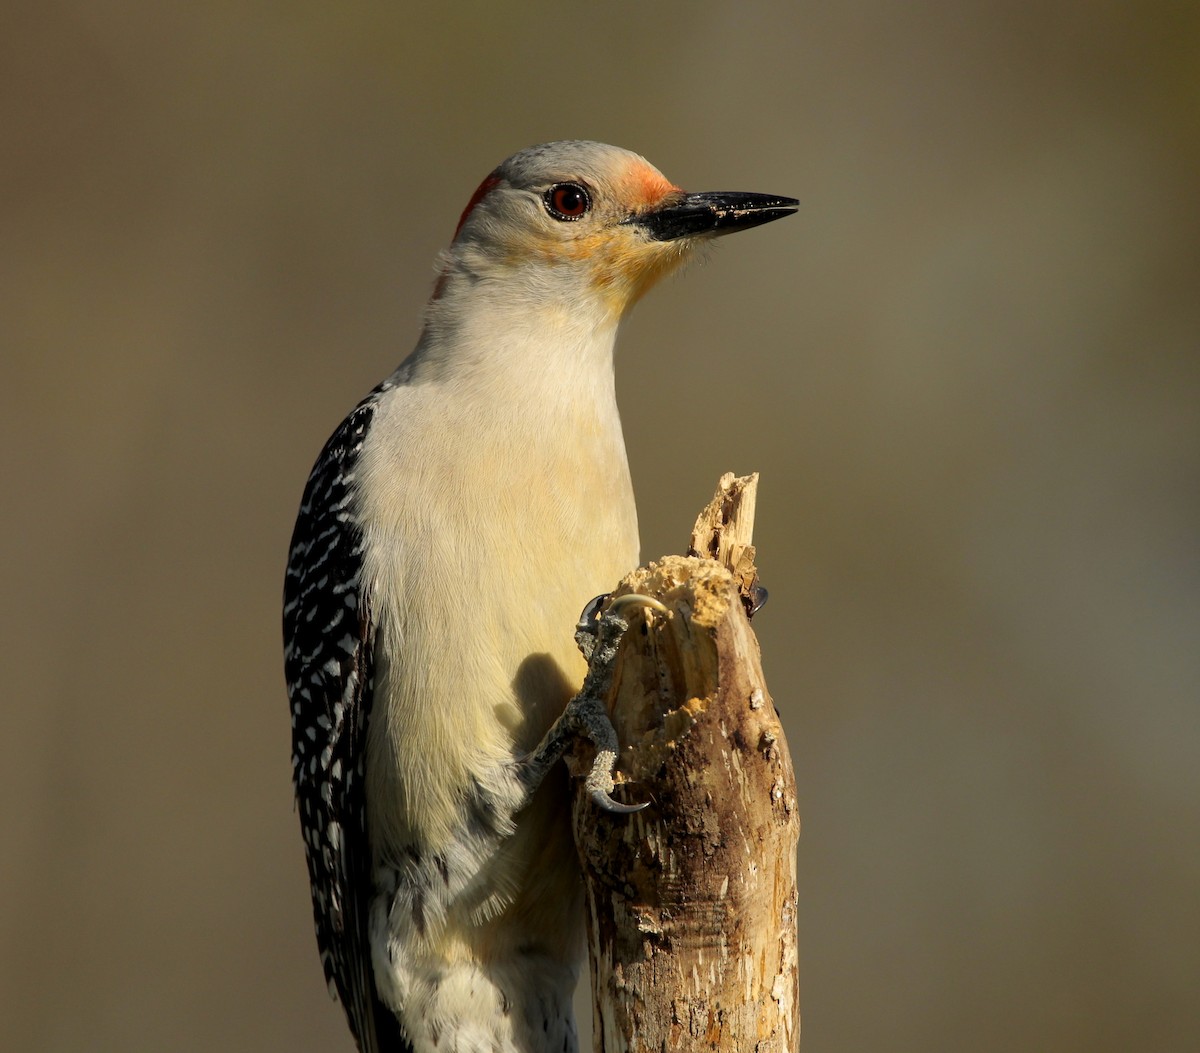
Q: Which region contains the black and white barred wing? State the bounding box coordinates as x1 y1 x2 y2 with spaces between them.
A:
283 397 402 1053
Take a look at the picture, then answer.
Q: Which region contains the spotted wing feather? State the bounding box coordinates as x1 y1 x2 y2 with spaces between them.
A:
283 391 408 1053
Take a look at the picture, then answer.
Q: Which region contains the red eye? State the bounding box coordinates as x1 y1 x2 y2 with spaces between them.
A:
545 183 591 221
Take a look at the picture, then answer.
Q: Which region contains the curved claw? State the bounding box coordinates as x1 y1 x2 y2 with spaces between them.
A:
584 746 649 815
606 592 669 618
590 787 650 813
576 593 609 634
748 583 768 617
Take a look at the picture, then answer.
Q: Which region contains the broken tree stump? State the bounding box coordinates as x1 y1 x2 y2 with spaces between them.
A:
571 473 800 1052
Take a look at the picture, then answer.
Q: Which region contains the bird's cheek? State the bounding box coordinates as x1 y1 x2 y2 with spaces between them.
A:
590 241 691 313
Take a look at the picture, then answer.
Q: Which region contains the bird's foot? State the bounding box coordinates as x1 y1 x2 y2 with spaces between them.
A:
573 593 610 662
523 593 667 813
574 592 668 659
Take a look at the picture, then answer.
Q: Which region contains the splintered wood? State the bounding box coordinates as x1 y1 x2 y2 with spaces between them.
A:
572 473 800 1052
688 471 761 607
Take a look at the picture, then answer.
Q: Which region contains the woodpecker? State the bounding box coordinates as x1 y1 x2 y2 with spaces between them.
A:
283 140 797 1053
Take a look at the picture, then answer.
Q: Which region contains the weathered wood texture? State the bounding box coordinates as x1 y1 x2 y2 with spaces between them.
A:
572 475 800 1052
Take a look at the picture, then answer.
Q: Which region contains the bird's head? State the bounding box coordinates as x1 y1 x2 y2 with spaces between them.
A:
436 140 798 322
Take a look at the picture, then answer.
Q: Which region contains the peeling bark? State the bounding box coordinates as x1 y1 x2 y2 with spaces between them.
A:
571 475 800 1052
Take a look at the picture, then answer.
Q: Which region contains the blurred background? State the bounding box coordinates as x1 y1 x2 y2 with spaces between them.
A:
3 2 1197 1050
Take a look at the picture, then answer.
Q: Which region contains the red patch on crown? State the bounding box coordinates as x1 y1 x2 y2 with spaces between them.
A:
453 171 502 240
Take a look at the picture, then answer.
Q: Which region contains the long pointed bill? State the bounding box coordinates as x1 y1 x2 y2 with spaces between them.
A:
634 191 799 241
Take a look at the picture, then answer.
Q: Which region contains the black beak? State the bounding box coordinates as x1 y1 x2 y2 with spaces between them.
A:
634 191 799 241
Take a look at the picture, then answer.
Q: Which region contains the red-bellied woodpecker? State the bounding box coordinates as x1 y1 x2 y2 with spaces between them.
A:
283 140 797 1053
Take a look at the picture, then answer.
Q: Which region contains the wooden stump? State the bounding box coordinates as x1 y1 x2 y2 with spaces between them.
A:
571 474 800 1052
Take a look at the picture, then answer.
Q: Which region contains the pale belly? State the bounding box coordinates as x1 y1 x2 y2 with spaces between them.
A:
356 388 638 1052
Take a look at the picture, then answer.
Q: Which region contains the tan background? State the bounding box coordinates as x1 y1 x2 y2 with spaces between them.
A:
3 2 1197 1050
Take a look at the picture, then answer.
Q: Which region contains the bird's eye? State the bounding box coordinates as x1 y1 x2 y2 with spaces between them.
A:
544 183 591 221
